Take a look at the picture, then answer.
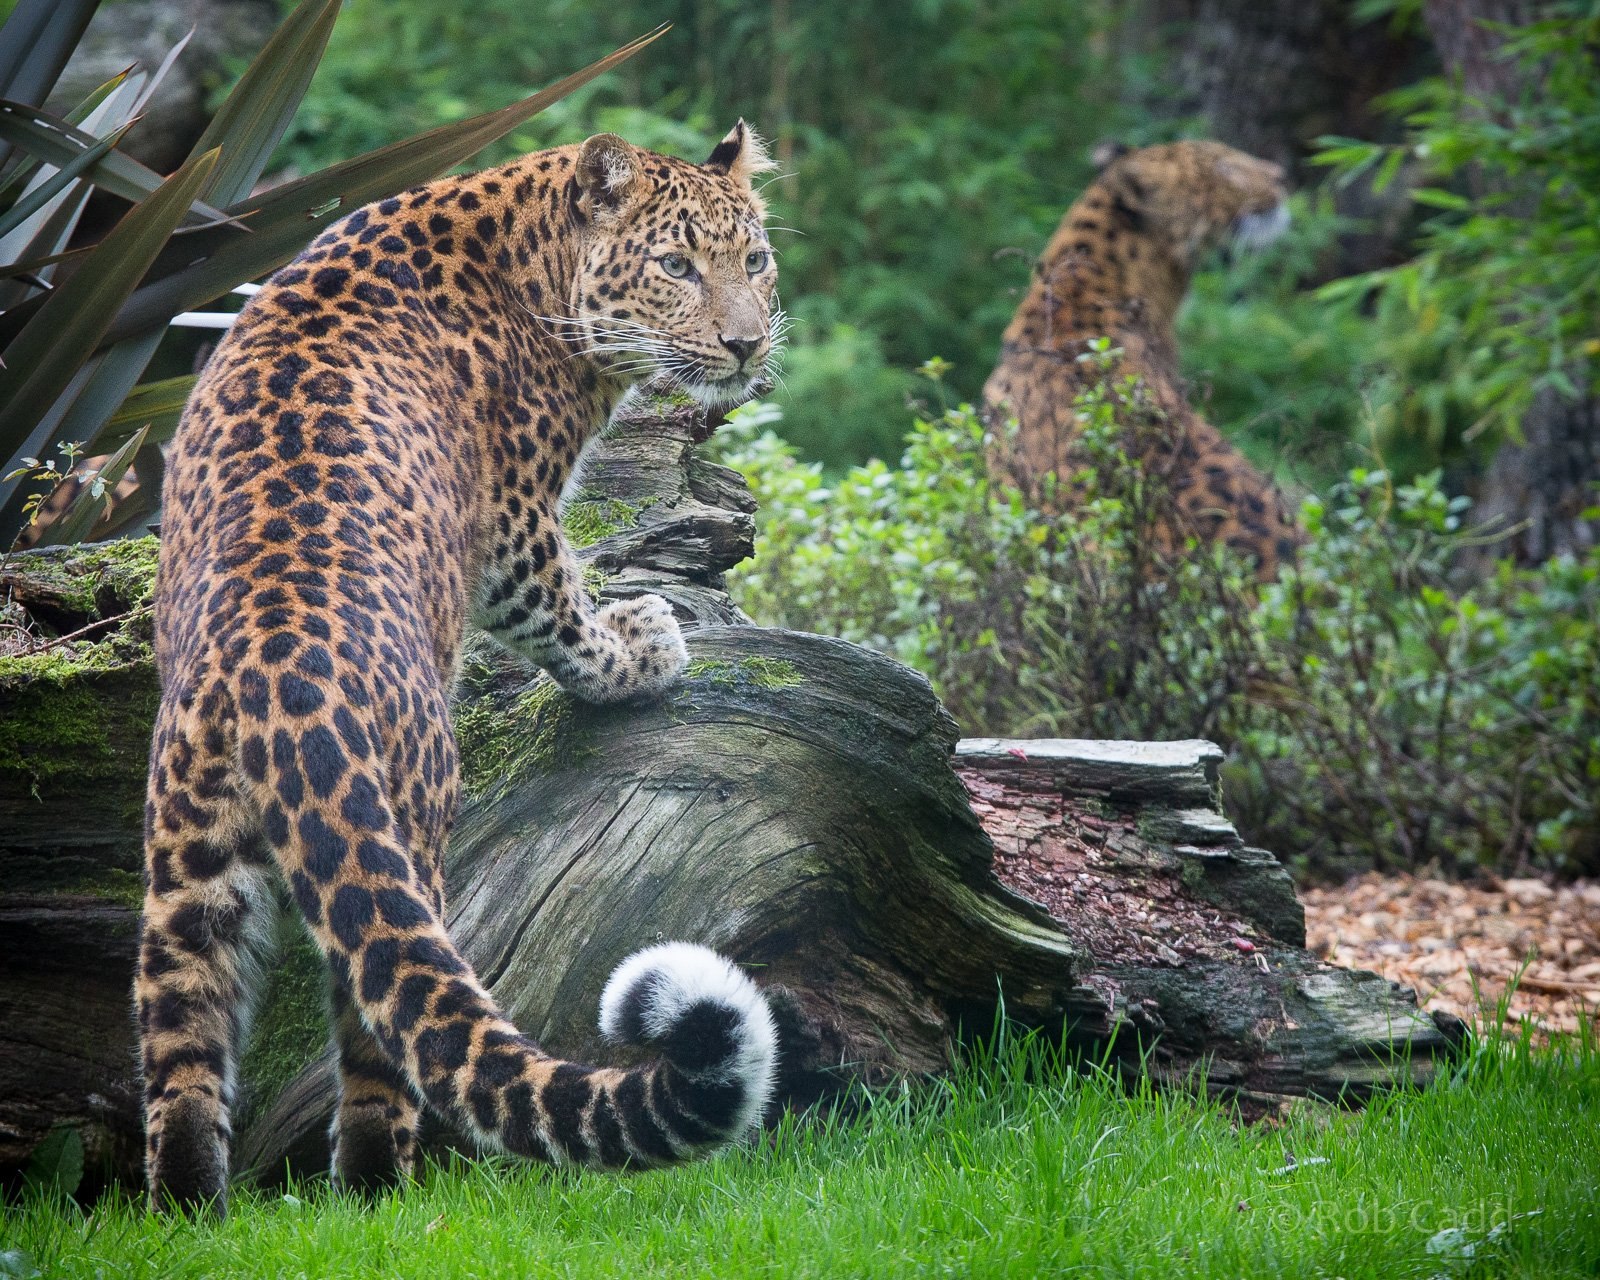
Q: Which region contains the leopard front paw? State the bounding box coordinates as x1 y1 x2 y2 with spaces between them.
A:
578 593 688 702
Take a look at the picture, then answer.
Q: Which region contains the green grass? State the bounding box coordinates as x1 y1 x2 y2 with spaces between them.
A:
5 1032 1598 1279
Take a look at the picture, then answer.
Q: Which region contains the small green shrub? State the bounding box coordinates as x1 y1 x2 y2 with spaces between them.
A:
727 348 1262 742
1237 470 1600 877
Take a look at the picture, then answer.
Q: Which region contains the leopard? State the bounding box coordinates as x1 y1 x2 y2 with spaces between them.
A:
982 139 1302 578
137 122 784 1215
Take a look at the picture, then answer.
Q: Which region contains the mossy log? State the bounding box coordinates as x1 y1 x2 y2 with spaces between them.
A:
1 394 1460 1197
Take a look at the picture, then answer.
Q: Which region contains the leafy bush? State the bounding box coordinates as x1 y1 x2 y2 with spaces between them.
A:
726 350 1263 742
1237 470 1600 878
725 370 1600 877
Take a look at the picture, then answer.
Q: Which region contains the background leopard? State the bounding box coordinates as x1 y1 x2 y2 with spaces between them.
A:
138 123 781 1214
983 140 1302 578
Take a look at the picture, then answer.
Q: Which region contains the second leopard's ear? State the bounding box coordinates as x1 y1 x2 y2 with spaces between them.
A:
575 133 643 217
1092 139 1132 172
702 119 775 188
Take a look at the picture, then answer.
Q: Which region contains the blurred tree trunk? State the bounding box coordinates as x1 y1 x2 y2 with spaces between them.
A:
1422 0 1600 566
1132 0 1429 275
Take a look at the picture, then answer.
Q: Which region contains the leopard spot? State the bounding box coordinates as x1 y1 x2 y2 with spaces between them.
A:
278 673 326 716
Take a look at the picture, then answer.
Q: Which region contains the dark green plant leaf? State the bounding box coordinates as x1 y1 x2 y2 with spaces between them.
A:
100 23 671 346
95 375 196 451
0 180 94 310
94 437 164 539
0 68 132 205
128 28 194 117
0 0 97 107
0 101 236 226
0 120 130 241
189 0 342 206
0 243 90 281
0 148 220 465
20 1125 84 1198
31 424 148 547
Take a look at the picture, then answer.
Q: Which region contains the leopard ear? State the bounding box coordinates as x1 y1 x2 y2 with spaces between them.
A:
703 119 775 186
575 133 643 216
1091 139 1132 172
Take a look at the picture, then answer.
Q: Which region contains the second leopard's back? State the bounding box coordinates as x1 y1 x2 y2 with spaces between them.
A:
983 140 1303 578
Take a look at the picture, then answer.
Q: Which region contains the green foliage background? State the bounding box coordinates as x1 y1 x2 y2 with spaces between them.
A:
271 0 1137 467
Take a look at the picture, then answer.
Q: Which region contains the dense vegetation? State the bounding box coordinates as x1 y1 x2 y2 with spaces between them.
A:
6 1027 1598 1278
5 1 1596 869
721 375 1600 879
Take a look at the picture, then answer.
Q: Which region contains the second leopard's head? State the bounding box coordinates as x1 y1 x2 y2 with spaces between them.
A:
1090 139 1291 268
568 121 780 410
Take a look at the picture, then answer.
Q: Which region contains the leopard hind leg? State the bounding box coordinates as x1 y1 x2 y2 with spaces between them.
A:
138 711 277 1215
329 982 423 1194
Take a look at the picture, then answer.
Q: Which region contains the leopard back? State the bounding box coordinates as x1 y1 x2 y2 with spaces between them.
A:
137 124 781 1213
983 140 1301 577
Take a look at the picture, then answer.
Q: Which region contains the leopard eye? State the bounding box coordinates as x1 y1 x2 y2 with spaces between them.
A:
745 248 770 274
660 252 692 278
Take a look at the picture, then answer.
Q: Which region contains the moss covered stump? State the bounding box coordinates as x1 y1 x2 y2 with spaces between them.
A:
1 538 161 1198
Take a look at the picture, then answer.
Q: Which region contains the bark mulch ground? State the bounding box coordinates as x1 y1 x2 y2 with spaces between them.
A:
1301 872 1600 1038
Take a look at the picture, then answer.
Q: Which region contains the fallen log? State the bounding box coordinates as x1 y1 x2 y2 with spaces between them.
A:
959 738 1464 1112
0 393 1460 1197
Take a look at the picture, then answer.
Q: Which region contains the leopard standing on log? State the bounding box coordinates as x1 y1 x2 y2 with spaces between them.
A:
137 123 782 1214
983 140 1302 578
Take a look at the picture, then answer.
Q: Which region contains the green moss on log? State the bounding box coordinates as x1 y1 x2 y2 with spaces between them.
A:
683 656 804 692
0 668 159 800
563 496 659 548
0 538 162 798
455 678 597 798
1 535 160 619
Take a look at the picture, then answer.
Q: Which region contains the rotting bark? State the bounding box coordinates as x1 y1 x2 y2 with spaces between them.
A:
1 393 1461 1197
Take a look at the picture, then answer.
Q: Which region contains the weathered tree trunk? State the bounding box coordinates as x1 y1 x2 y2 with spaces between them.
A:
1420 0 1600 567
958 739 1463 1109
1 395 1460 1198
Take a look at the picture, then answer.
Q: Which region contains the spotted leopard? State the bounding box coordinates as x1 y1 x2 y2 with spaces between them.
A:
138 123 781 1214
983 140 1302 577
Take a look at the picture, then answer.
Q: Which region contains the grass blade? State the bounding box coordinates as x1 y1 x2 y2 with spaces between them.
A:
101 23 672 345
188 0 342 206
0 148 219 465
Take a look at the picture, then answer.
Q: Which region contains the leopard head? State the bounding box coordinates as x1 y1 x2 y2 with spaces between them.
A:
570 121 780 409
1091 139 1290 268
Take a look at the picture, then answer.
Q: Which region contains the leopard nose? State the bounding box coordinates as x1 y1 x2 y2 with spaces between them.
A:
720 336 760 365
